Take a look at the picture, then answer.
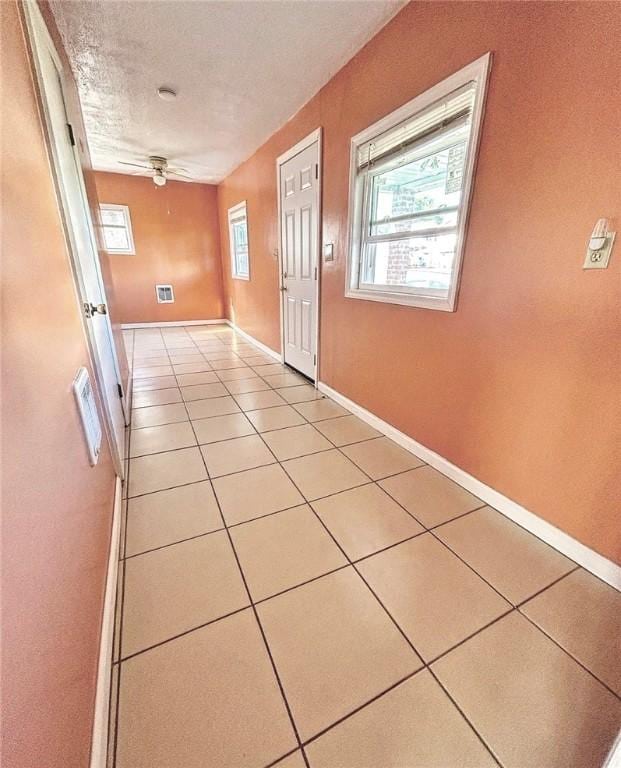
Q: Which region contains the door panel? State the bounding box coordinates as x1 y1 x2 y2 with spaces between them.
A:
279 139 320 379
28 8 126 474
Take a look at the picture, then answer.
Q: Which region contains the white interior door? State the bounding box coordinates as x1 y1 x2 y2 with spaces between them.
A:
26 3 126 474
279 139 320 379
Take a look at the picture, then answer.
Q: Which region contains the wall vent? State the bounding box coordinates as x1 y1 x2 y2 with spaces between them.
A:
156 284 174 303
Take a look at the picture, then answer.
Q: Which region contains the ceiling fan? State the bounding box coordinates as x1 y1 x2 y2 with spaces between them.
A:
118 156 190 187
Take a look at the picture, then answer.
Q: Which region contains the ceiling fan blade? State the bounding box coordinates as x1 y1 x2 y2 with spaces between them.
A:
118 161 151 169
168 168 192 178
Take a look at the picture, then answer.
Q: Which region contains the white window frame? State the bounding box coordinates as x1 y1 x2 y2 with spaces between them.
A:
155 284 175 304
99 203 135 255
345 53 491 312
228 200 250 280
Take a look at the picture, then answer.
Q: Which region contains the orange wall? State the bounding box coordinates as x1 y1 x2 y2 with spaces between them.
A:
218 1 621 563
94 172 224 324
1 3 118 767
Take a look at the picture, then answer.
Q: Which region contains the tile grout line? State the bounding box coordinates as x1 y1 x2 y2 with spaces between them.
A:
123 326 619 767
177 365 313 768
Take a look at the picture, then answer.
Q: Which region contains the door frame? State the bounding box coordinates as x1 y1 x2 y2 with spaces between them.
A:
21 0 125 477
276 127 323 383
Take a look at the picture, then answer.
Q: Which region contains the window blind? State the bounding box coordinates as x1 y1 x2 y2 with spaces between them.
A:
356 82 476 171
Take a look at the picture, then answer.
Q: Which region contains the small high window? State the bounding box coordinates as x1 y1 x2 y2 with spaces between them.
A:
100 204 135 255
228 201 249 280
346 54 490 311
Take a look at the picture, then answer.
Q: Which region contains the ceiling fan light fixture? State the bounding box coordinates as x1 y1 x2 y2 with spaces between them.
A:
153 170 167 187
157 86 177 102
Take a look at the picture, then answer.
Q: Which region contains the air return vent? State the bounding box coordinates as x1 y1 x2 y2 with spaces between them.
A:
156 284 174 303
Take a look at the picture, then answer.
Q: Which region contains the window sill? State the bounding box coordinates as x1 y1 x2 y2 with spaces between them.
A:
232 274 250 281
345 287 456 312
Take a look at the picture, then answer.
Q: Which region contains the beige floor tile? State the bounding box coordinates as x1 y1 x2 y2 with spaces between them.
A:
262 373 306 388
217 367 260 381
257 568 421 740
272 751 306 768
122 531 248 656
133 355 170 366
306 670 497 768
201 350 238 361
164 340 197 349
282 449 368 501
175 371 220 386
166 353 206 364
201 435 276 477
181 382 228 401
213 464 304 525
117 610 296 768
435 506 574 603
125 481 222 556
341 437 423 480
234 390 287 411
131 403 188 429
193 412 255 444
173 362 212 374
262 424 332 461
186 395 240 419
246 405 306 432
129 448 207 497
293 398 349 421
209 358 249 370
132 375 178 391
243 354 275 366
231 505 347 601
358 534 510 661
521 568 621 694
379 466 481 527
252 364 288 376
130 421 197 458
224 377 271 394
132 387 182 408
277 386 324 404
432 612 621 768
312 483 424 561
314 415 382 447
133 364 174 379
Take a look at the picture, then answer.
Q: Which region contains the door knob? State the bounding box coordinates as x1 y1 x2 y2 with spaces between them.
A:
280 285 287 292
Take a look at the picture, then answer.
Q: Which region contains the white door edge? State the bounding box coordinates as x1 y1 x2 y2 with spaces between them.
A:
22 0 125 476
276 127 322 382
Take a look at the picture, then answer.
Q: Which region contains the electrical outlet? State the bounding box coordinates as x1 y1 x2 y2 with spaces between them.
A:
583 232 615 270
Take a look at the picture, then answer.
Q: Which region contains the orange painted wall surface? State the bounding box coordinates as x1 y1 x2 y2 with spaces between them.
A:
1 3 117 767
94 172 224 324
218 1 621 563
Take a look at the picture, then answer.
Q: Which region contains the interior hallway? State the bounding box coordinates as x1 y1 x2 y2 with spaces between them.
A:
111 323 621 768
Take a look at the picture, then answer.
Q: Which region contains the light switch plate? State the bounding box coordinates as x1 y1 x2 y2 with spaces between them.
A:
583 232 615 269
323 243 334 262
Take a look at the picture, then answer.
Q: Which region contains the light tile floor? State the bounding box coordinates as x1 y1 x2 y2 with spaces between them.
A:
111 324 621 768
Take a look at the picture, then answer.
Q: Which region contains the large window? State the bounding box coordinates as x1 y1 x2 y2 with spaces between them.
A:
346 54 490 311
228 201 249 280
100 203 135 254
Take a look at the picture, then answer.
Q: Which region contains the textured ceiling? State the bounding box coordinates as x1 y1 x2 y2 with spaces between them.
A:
51 0 405 183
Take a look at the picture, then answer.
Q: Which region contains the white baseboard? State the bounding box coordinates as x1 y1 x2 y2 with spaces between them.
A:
225 320 283 362
121 319 227 329
318 381 621 591
89 477 123 768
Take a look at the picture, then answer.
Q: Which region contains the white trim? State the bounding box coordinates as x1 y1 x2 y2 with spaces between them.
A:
345 52 492 313
276 127 322 381
89 477 123 768
318 380 621 591
228 200 250 281
120 319 228 329
225 320 282 362
99 203 135 255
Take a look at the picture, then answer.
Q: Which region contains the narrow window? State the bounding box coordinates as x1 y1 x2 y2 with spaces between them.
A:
100 204 135 255
346 54 491 311
228 201 250 280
